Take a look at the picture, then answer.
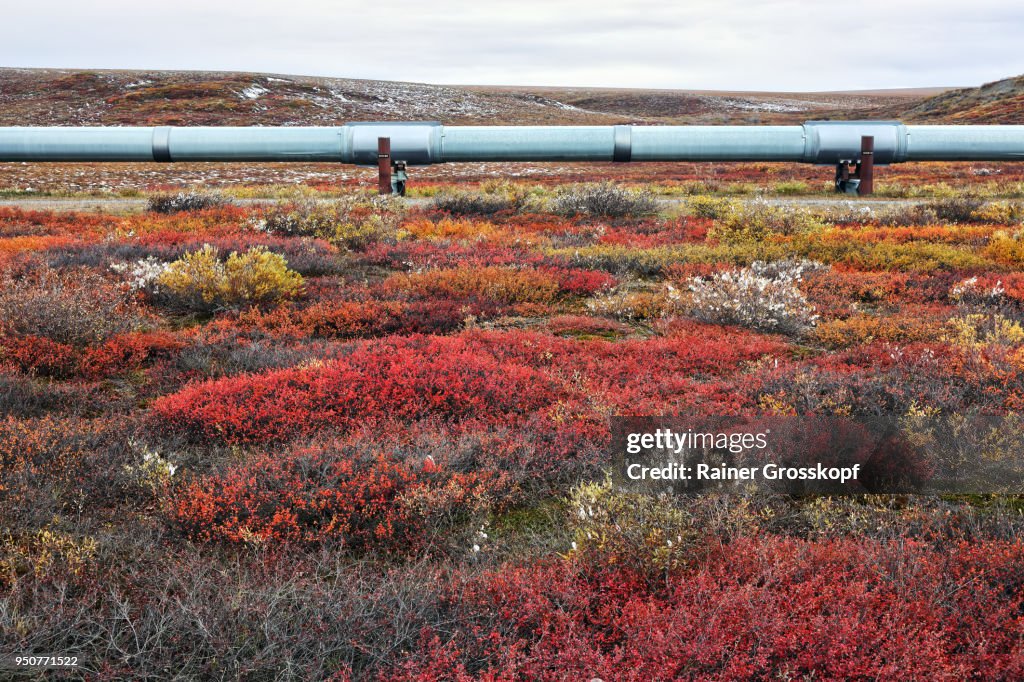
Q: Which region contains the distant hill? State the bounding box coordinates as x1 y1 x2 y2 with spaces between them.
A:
3 68 1021 127
891 74 1024 124
0 68 976 128
0 69 628 127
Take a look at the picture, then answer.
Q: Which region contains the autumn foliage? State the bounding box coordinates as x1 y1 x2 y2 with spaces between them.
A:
6 186 1024 679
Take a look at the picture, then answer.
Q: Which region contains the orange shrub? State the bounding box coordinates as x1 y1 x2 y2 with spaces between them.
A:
811 314 945 349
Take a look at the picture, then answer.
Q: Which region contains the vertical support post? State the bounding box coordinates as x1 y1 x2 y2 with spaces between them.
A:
835 163 850 193
859 135 874 196
377 137 392 195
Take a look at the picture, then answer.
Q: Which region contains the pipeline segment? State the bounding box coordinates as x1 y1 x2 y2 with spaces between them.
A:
3 121 1024 165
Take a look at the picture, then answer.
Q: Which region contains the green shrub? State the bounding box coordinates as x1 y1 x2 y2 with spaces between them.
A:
774 181 810 195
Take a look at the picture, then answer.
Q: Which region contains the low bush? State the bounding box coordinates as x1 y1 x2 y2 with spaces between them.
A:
944 313 1024 347
430 183 529 216
99 234 341 276
1 330 182 380
172 447 426 548
587 288 667 321
949 275 1009 307
147 191 230 214
0 267 140 346
550 182 658 219
687 195 738 220
774 180 810 195
984 230 1024 266
0 366 70 417
237 299 471 339
395 537 1024 679
151 335 559 444
171 431 506 550
384 266 561 305
679 259 822 335
710 199 825 244
926 195 986 223
569 478 696 575
810 314 944 349
152 245 304 312
254 196 403 249
975 199 1024 224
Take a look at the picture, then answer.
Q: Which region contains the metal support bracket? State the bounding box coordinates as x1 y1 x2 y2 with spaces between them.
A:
833 135 875 196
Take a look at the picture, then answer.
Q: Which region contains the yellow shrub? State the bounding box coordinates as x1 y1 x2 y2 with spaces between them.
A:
156 245 304 312
687 195 738 220
544 242 788 276
568 478 696 574
255 195 404 249
331 217 387 249
976 200 1024 225
402 217 502 243
1 526 97 584
984 231 1024 265
944 313 1024 347
710 200 825 245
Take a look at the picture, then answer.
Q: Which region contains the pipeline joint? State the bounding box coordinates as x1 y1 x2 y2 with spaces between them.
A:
613 125 632 162
152 127 172 163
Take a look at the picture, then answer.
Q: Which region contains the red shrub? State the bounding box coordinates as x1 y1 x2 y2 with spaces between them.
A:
390 537 1024 680
172 449 425 547
545 315 631 338
151 335 560 444
1 331 184 380
546 267 616 296
597 216 710 247
236 299 471 339
360 241 536 270
0 335 78 378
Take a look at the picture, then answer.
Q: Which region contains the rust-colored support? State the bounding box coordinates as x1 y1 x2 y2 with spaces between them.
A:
859 135 874 196
377 137 392 195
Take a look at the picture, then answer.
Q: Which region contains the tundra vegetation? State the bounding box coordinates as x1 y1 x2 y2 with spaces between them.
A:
2 180 1024 679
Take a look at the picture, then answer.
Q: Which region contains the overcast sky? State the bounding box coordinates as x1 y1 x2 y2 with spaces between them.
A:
4 0 1023 91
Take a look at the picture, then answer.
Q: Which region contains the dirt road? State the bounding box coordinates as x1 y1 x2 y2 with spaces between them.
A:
0 196 925 214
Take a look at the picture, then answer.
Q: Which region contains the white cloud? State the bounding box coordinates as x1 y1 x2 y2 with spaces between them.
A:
3 0 1023 90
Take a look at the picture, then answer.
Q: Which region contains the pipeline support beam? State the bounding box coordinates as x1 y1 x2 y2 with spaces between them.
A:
860 135 874 196
377 137 391 195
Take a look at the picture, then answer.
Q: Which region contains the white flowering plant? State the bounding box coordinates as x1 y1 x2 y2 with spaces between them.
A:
110 256 170 295
679 259 823 336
